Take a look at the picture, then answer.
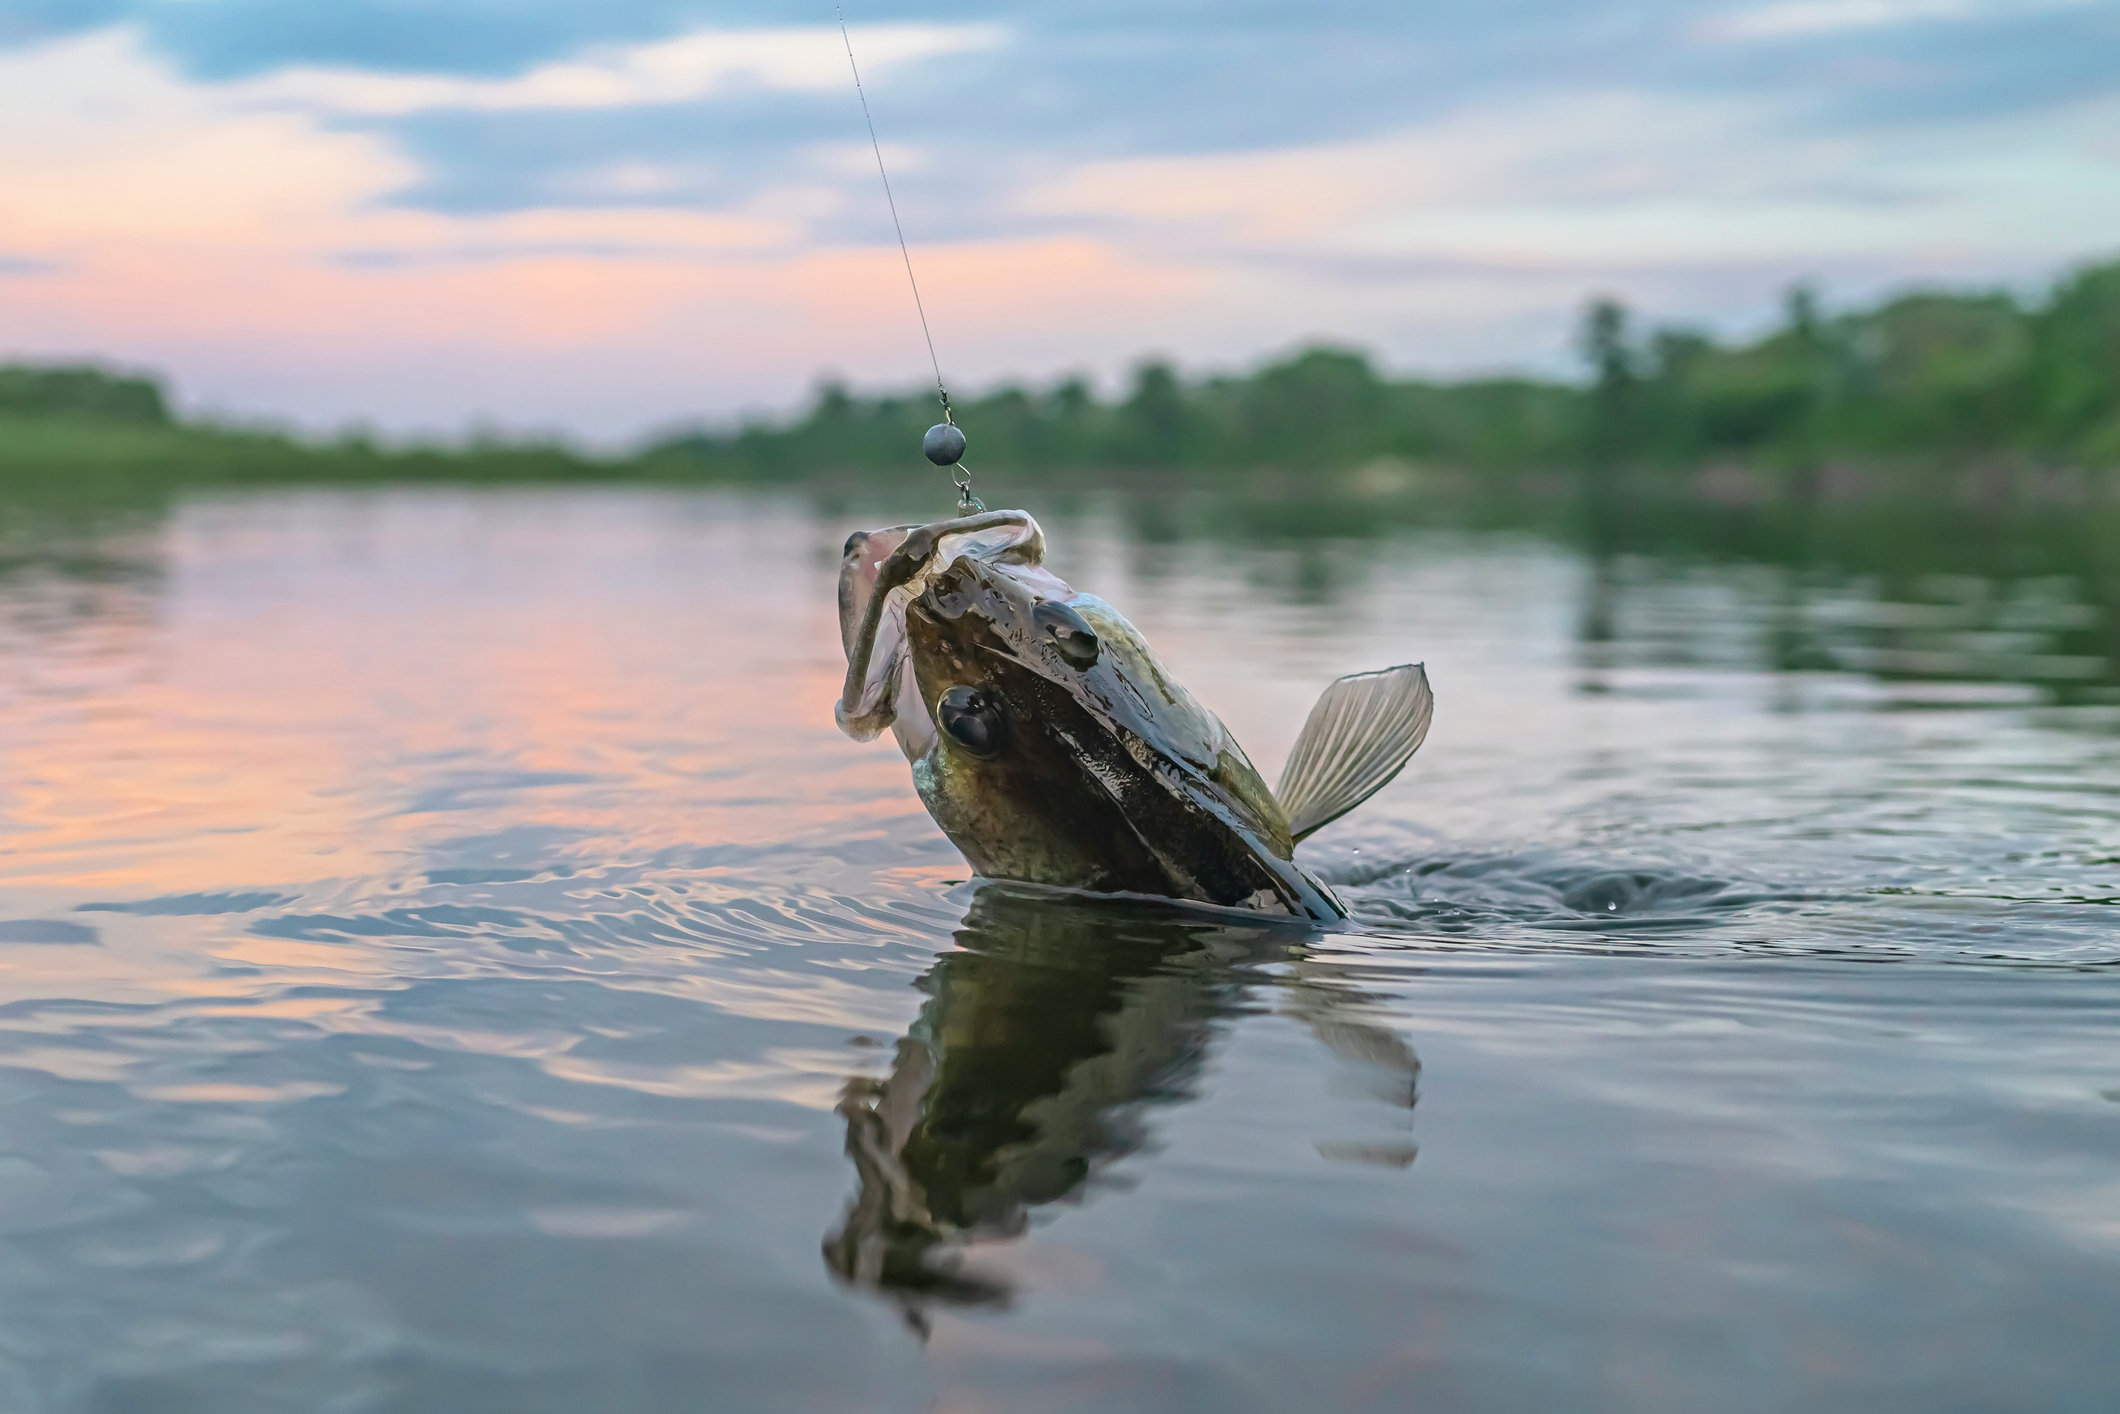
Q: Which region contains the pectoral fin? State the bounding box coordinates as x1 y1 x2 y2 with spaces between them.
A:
1275 664 1433 843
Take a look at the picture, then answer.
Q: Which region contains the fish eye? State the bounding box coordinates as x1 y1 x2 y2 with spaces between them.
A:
1033 601 1101 669
937 685 1007 757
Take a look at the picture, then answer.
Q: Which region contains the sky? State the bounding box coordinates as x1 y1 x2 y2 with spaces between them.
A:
1 0 2117 442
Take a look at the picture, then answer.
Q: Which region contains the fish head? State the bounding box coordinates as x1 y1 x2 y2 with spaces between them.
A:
835 511 1342 917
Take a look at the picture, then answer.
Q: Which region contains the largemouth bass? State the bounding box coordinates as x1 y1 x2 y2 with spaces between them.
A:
834 510 1432 921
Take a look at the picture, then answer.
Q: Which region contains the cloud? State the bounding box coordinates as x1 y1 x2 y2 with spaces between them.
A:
1021 86 2120 271
0 29 414 250
231 21 1007 116
0 7 2117 437
1697 0 2090 42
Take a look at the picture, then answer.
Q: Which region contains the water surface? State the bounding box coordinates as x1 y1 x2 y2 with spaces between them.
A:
1 483 2116 1412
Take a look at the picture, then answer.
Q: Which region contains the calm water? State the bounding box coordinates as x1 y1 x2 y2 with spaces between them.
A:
1 483 2116 1413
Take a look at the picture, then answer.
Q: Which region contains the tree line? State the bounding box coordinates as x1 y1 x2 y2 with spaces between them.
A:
4 251 2115 483
0 365 600 482
648 252 2120 477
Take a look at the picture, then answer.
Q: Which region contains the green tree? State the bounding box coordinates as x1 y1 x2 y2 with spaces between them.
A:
0 365 171 426
1115 360 1190 466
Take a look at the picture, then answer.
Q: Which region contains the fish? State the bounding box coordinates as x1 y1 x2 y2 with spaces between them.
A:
833 509 1433 921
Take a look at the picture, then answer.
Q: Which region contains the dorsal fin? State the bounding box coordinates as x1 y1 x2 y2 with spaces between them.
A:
1275 664 1433 844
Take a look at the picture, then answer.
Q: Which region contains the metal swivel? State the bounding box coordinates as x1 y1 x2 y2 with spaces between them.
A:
923 422 967 466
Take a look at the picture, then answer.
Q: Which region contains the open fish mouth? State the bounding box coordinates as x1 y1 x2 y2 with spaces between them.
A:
835 511 1065 749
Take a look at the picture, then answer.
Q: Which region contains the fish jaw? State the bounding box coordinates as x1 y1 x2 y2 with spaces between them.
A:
833 511 1050 747
836 525 939 760
837 525 914 660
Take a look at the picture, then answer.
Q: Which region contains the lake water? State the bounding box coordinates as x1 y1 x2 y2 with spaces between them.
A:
0 481 2116 1412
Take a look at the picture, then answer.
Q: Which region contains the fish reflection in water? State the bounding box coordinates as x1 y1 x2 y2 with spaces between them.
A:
823 885 1419 1328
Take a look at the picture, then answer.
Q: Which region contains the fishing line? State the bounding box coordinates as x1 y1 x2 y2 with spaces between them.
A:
836 5 982 512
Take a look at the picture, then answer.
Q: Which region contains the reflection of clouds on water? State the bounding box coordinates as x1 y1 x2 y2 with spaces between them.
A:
824 885 1418 1330
8 481 2114 964
0 487 918 900
0 484 2113 1406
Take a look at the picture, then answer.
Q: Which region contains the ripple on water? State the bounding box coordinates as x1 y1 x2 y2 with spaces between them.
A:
1324 842 2119 967
1 488 2118 1410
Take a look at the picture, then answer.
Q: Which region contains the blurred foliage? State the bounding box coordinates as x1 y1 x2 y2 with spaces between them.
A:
651 252 2120 480
0 363 171 426
641 352 1583 479
1586 257 2120 474
0 363 615 486
0 412 607 485
4 252 2117 488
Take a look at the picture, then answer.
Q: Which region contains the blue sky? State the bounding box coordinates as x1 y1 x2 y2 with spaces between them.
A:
1 1 2116 438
